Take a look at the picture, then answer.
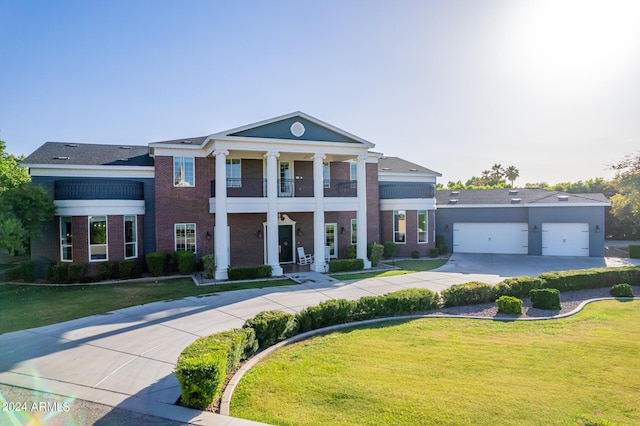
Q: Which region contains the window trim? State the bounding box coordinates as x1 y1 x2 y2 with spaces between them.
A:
417 210 428 244
124 215 138 259
88 216 108 262
349 162 357 182
173 156 195 187
60 216 73 262
325 223 337 259
393 210 406 244
323 162 330 188
174 223 197 253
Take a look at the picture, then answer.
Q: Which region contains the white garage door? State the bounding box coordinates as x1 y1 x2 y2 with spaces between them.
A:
542 223 589 256
453 223 528 254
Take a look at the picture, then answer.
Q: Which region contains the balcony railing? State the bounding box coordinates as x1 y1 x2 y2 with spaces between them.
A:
55 179 144 200
210 178 357 198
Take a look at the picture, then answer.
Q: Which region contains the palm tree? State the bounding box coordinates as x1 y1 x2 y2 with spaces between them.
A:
481 170 491 184
490 163 504 180
505 165 520 187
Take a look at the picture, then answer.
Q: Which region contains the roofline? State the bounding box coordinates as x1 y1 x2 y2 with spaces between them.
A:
436 202 611 209
206 111 375 148
379 171 443 178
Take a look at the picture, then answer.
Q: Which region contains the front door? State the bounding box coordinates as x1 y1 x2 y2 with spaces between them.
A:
279 225 293 263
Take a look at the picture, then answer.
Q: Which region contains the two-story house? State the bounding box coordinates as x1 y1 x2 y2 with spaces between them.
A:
22 112 441 279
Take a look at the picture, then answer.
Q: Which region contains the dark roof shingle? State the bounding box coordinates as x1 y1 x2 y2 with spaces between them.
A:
436 188 610 205
22 142 153 167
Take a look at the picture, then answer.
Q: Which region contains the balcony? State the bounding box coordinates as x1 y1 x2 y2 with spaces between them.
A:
210 179 357 198
55 179 144 200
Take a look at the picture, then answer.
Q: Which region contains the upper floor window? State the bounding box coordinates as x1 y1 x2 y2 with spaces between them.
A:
124 215 138 259
418 210 428 243
350 162 357 182
226 159 241 188
393 210 406 244
89 216 108 261
323 162 330 188
174 157 195 187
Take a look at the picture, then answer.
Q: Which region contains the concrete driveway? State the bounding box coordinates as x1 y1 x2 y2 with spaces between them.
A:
0 254 637 425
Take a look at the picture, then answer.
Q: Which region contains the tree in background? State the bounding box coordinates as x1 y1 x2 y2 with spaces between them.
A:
609 153 640 239
0 141 56 255
504 165 520 186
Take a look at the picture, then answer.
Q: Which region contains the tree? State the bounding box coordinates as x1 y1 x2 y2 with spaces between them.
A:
609 152 640 239
490 164 504 182
0 141 56 255
504 166 520 186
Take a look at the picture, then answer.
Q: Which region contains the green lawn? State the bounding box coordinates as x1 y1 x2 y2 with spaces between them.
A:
331 259 448 281
0 278 294 334
232 300 640 426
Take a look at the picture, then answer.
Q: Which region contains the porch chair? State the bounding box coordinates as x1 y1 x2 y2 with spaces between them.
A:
297 247 313 265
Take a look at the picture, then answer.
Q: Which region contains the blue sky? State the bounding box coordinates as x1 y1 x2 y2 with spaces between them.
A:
1 0 639 185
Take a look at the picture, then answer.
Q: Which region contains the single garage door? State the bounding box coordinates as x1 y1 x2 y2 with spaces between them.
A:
453 223 528 254
542 223 589 256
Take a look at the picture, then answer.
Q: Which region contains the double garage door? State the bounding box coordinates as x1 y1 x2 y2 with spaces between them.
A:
453 222 589 256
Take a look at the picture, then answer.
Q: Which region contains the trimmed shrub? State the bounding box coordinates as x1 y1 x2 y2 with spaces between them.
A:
99 261 115 280
346 244 357 259
441 281 494 307
530 288 561 310
539 267 640 292
383 241 398 259
493 276 543 299
369 243 384 267
610 283 634 297
47 263 68 284
20 261 35 282
435 234 446 248
146 252 164 277
67 264 84 283
119 260 136 279
228 264 272 280
629 245 640 259
352 296 383 321
411 250 420 259
165 252 178 274
429 248 440 258
329 258 364 273
243 310 296 350
176 251 195 275
176 328 252 409
201 254 215 279
438 244 449 255
242 327 259 359
296 299 356 333
496 295 523 315
376 288 439 316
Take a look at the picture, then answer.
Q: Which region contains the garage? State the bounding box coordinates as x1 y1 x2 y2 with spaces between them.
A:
541 223 589 256
453 222 528 254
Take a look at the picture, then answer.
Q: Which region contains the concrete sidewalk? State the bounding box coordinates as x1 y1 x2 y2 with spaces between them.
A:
0 254 637 425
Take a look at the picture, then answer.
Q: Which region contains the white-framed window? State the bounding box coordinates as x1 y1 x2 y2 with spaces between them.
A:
418 210 428 244
60 216 73 262
174 157 195 187
323 162 330 188
393 210 406 244
325 223 337 258
350 162 357 182
89 216 108 261
124 215 138 259
175 223 196 252
226 158 241 188
351 219 357 245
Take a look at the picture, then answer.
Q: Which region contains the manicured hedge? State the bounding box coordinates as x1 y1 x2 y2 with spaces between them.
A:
243 310 296 350
118 260 137 279
296 299 356 333
328 258 364 273
228 265 272 280
530 288 561 310
177 250 195 275
441 282 494 307
496 295 523 315
629 245 640 259
539 267 640 292
369 243 384 267
201 254 215 279
383 241 398 259
176 328 254 409
67 264 84 283
493 276 543 299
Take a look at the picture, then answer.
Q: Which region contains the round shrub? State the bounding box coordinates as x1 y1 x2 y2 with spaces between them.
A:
441 281 494 307
243 310 296 350
411 250 420 259
496 295 523 315
530 288 561 310
146 252 164 276
177 251 195 275
610 283 634 298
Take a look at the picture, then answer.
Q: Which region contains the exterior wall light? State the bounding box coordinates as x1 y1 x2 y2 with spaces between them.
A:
595 225 600 233
444 225 449 232
533 225 538 233
257 229 263 239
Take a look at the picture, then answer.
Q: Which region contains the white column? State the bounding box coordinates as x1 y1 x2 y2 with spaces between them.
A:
356 155 371 269
265 151 283 276
312 153 327 272
213 150 229 280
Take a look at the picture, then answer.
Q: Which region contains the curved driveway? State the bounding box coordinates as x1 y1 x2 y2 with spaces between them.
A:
0 254 637 425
